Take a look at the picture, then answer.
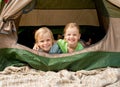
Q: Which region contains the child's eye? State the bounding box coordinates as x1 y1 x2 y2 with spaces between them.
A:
67 34 70 36
47 39 51 41
39 40 44 42
46 39 50 41
73 34 77 36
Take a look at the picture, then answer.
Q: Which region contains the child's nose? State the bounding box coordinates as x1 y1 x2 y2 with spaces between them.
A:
70 35 73 37
44 41 48 44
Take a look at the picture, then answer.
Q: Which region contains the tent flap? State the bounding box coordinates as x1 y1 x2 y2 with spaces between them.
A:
0 48 120 71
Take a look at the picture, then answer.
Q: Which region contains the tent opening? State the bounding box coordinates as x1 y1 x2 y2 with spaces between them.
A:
18 25 106 48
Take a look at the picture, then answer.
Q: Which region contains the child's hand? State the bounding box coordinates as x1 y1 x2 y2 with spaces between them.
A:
67 47 74 53
33 44 40 51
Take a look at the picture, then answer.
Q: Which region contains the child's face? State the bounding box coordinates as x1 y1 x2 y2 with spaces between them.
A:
37 33 53 52
64 27 80 47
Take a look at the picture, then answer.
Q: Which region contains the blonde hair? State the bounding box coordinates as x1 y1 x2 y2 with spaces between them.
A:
35 27 54 44
64 22 80 34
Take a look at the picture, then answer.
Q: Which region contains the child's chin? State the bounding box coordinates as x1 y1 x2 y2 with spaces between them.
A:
68 42 75 45
43 49 49 52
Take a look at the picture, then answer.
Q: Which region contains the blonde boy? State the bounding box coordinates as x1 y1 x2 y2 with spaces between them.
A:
33 27 54 53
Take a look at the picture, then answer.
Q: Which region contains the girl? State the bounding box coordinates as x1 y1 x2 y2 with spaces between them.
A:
49 23 84 53
33 27 54 53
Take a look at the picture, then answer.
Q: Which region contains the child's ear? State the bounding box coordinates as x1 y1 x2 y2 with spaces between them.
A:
78 34 81 40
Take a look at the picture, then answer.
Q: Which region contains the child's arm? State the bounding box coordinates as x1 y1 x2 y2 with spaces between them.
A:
49 43 62 54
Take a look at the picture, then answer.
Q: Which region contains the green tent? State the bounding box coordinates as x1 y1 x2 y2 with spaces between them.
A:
0 0 120 71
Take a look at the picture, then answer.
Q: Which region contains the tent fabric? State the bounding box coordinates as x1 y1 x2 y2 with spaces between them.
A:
95 0 120 18
108 0 120 8
19 0 98 26
0 0 120 71
19 0 120 26
0 0 32 33
19 9 99 26
35 0 95 9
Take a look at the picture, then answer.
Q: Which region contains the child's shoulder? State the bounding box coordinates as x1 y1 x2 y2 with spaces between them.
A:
57 39 66 43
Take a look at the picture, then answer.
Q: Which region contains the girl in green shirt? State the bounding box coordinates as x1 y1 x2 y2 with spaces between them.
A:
49 22 84 54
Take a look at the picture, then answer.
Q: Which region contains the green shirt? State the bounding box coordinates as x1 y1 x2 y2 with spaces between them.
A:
57 39 84 53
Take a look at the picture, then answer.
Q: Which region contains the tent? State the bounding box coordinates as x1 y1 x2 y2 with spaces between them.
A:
0 0 120 72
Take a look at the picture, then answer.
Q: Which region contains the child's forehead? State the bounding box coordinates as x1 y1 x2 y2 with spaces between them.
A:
41 32 51 36
66 27 79 32
38 37 51 42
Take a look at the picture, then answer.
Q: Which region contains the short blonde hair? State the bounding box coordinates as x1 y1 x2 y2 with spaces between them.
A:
64 22 80 34
35 27 54 44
